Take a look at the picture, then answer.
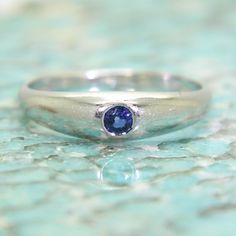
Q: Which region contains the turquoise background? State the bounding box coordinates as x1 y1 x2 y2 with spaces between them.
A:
0 0 236 235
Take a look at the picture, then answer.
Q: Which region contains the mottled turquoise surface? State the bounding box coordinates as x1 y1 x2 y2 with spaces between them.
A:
0 0 236 236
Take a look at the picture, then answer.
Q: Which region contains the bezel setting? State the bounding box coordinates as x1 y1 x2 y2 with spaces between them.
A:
96 104 139 138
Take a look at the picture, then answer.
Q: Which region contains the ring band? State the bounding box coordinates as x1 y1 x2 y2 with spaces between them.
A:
20 69 211 140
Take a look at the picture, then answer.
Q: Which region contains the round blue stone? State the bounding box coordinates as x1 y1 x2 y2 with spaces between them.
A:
103 105 134 136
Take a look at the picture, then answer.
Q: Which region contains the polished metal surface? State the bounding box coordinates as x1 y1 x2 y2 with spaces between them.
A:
20 70 211 140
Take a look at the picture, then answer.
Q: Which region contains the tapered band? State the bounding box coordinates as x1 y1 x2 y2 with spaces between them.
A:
20 70 210 140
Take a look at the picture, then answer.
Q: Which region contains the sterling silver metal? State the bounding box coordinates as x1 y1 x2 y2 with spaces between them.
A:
20 69 211 140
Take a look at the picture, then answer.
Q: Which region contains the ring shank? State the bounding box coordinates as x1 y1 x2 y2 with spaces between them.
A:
20 70 210 140
28 71 201 93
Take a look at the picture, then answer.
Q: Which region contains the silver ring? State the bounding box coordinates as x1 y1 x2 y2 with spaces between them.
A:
20 69 211 140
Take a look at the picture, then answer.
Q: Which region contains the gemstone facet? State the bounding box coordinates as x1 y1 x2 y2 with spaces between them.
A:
103 105 134 136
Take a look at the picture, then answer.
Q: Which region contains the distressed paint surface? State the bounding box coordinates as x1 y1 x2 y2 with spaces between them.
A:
0 0 236 235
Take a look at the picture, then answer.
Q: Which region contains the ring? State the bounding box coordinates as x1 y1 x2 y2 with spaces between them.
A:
20 69 211 140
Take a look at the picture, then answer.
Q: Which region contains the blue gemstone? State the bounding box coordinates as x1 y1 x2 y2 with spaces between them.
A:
103 106 133 136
